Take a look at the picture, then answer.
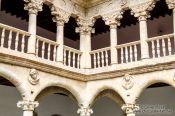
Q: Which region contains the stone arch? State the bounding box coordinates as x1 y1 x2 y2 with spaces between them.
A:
34 83 81 105
135 78 175 101
89 87 125 107
0 67 27 99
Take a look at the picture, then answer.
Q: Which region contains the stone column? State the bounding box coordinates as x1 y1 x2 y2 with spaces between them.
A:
122 103 139 116
131 1 156 60
166 0 175 45
103 12 122 66
24 0 43 54
76 18 95 69
77 105 93 116
51 7 70 64
138 15 149 59
17 100 39 116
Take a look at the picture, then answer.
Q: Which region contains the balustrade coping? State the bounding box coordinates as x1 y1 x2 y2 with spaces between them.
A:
90 47 110 54
36 35 59 46
147 33 174 42
64 45 82 54
116 40 140 48
0 23 30 36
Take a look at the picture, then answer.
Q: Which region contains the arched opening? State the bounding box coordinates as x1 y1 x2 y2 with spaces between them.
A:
136 82 175 116
0 76 22 116
92 17 110 50
91 89 125 116
35 86 79 116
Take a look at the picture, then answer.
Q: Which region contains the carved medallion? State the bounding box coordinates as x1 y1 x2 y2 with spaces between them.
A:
122 74 134 90
28 69 39 85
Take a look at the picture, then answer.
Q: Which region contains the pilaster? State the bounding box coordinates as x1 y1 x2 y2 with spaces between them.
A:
103 11 123 66
122 103 139 116
24 0 43 54
17 100 39 116
76 17 96 69
51 6 70 64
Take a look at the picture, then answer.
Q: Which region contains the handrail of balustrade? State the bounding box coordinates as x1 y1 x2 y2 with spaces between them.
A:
0 23 30 36
63 45 82 54
116 41 140 48
147 33 174 42
90 47 111 54
36 35 59 46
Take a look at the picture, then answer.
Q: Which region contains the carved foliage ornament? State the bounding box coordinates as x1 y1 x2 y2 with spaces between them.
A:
102 10 123 26
130 0 158 21
122 103 140 114
77 105 93 116
166 0 175 9
76 17 96 34
17 100 39 111
28 69 39 85
51 6 71 26
122 74 134 90
24 0 43 14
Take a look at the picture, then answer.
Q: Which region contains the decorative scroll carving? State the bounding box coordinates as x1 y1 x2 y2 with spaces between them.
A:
166 0 175 9
51 6 71 26
28 69 39 85
102 10 123 26
76 17 96 34
122 103 140 114
122 74 134 90
77 105 93 116
17 100 39 111
130 1 157 21
24 0 43 14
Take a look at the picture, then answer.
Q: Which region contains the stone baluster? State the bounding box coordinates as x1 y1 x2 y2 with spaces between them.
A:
131 1 157 60
77 105 93 116
17 100 39 116
122 103 139 116
166 0 175 52
76 17 95 69
24 0 43 54
103 11 123 66
51 6 70 65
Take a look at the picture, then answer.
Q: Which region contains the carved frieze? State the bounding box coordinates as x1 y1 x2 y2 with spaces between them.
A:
130 0 157 21
17 100 39 111
77 105 93 116
24 0 43 14
51 6 71 26
76 17 96 34
122 74 134 90
28 69 39 85
122 103 140 114
166 0 175 9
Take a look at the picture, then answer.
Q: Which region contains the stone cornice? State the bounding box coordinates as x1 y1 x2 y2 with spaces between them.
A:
0 48 175 82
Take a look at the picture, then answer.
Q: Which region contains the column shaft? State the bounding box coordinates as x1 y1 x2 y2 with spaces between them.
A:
173 9 175 45
139 19 149 59
80 33 91 69
110 25 118 65
127 113 135 116
27 13 37 54
23 110 33 116
56 24 64 63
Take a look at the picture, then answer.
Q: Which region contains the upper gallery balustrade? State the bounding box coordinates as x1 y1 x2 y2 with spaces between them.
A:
0 0 175 74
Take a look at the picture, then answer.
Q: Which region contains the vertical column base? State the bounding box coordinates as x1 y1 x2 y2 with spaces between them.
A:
23 110 33 116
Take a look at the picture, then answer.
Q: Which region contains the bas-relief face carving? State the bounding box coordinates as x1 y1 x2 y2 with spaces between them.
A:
122 74 134 90
28 69 40 85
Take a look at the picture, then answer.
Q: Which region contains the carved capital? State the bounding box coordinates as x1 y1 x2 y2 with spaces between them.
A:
102 11 123 26
17 100 39 111
166 0 175 9
122 74 134 90
51 6 70 26
77 105 93 116
24 0 43 14
122 103 139 114
130 1 157 21
28 69 39 85
76 17 96 35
